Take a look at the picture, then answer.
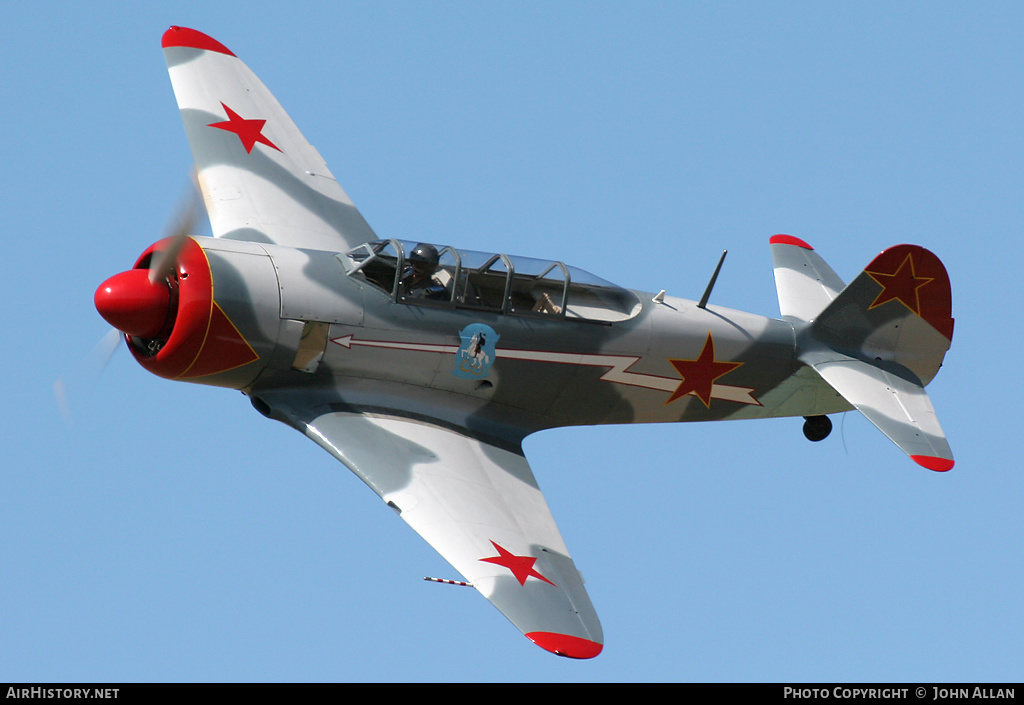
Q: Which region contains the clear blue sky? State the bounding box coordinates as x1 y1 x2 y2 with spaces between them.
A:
3 1 1021 682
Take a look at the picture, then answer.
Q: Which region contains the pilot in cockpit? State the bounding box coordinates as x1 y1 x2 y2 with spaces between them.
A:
401 243 447 300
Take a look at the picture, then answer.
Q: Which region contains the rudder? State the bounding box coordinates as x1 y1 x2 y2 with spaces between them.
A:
810 244 953 386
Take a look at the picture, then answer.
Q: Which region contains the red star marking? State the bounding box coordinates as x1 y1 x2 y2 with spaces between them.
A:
208 102 282 154
479 541 556 587
666 332 743 407
865 253 933 315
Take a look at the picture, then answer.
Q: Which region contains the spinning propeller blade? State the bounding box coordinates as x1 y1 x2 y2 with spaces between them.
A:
54 327 123 423
149 171 202 284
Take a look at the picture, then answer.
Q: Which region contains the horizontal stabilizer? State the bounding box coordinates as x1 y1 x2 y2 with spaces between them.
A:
770 235 846 322
805 353 953 471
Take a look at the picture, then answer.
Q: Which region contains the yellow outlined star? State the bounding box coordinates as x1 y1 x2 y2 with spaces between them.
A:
666 332 743 407
865 253 934 315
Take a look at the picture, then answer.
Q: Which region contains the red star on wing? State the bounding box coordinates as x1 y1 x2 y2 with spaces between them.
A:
479 541 556 587
865 253 933 315
208 102 282 154
666 332 743 407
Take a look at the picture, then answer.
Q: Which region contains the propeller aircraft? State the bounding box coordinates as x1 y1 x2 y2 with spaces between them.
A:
94 26 955 659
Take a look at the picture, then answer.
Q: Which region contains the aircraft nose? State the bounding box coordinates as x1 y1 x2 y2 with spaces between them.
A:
94 269 172 338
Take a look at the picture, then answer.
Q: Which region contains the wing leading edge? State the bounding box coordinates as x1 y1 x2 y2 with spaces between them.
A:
262 395 603 658
161 26 378 251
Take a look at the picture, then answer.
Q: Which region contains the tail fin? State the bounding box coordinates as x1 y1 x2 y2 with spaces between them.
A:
772 239 955 471
811 244 953 386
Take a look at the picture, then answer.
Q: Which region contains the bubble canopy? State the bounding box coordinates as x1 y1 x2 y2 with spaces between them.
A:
343 239 641 323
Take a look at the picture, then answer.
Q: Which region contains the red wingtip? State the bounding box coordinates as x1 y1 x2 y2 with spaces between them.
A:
912 455 955 472
770 234 814 250
525 632 603 659
162 26 235 56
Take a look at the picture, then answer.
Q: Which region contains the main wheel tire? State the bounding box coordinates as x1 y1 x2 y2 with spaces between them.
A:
803 415 832 442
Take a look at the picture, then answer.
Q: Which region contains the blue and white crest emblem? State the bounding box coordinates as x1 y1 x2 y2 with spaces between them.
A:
454 323 499 379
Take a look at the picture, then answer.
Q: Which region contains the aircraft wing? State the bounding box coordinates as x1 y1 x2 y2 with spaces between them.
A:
262 397 603 658
161 26 378 251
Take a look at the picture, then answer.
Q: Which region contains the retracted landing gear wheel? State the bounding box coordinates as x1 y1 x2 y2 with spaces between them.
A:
802 415 832 442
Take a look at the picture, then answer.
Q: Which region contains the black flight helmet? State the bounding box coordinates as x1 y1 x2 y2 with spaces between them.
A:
409 243 439 272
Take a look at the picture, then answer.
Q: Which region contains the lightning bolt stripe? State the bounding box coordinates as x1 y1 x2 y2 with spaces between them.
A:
331 335 759 405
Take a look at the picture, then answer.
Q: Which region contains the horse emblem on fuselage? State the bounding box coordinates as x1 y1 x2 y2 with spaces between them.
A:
454 323 499 379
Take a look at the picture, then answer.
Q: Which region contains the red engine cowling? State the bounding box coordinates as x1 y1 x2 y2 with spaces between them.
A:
95 236 267 387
